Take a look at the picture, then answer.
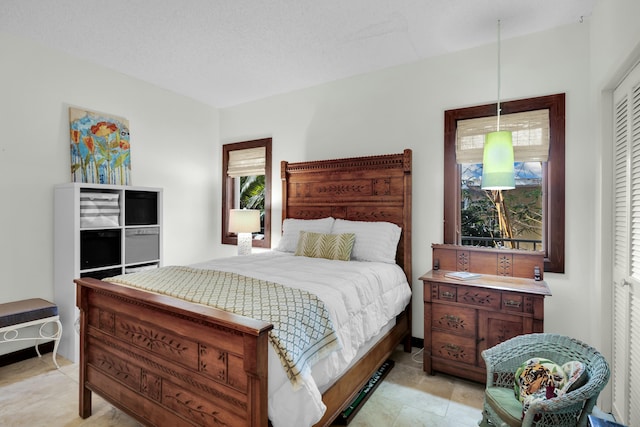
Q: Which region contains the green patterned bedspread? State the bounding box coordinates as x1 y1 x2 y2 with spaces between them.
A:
106 265 340 389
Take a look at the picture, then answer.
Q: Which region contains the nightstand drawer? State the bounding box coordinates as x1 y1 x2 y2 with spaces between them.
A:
433 284 457 302
432 331 476 366
432 305 476 337
456 286 502 310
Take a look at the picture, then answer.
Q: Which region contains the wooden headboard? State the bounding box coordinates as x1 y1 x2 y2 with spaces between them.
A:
281 149 412 284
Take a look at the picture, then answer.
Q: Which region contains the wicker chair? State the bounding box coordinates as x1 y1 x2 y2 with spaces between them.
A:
479 333 610 427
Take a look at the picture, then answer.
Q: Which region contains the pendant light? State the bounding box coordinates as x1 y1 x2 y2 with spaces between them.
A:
481 20 515 190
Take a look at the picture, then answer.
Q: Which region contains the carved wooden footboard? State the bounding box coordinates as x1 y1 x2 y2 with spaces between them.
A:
76 277 272 426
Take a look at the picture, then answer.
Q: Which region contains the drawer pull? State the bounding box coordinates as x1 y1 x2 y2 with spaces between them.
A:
445 314 461 323
445 343 461 352
440 291 455 299
504 299 521 308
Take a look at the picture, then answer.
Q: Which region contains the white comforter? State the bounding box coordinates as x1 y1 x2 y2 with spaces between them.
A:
192 251 411 427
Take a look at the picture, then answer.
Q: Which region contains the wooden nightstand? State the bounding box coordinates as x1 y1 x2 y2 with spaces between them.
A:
421 244 551 383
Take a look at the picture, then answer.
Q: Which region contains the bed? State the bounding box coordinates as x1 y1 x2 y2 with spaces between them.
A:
75 149 413 427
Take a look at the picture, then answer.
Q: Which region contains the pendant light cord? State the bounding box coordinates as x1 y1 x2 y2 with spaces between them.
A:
497 19 502 131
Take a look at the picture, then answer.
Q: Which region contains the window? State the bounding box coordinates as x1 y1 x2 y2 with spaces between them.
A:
222 138 272 249
444 94 565 272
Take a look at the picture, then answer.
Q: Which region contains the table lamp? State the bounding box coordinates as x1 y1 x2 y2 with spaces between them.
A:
228 209 260 255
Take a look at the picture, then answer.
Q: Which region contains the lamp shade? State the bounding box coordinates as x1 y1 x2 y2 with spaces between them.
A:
228 209 260 233
481 131 515 190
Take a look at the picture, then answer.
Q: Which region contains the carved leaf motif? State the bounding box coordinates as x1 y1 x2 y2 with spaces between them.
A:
165 392 228 426
439 314 465 329
440 343 466 360
121 323 188 354
98 310 116 334
317 184 366 196
498 255 512 276
141 370 162 401
496 323 521 343
199 344 230 385
457 253 469 271
199 344 208 371
350 211 393 221
524 297 534 313
372 178 391 196
461 291 494 305
97 354 131 379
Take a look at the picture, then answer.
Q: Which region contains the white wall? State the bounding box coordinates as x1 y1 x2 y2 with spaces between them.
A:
0 32 219 354
4 2 635 369
220 22 593 342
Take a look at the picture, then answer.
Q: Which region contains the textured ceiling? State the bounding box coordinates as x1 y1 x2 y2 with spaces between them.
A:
1 0 595 107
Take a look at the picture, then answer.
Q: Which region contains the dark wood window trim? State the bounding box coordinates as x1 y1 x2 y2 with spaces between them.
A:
222 138 272 249
444 93 565 273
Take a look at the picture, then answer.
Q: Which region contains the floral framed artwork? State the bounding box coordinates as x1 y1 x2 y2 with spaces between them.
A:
69 107 131 185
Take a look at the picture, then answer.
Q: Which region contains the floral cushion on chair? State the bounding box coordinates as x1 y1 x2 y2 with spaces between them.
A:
515 357 568 403
515 357 567 420
515 358 587 420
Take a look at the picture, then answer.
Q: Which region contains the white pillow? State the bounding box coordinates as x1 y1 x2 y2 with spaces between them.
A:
275 217 335 253
331 219 401 264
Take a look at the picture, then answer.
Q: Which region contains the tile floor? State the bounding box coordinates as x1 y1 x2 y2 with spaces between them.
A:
0 347 485 426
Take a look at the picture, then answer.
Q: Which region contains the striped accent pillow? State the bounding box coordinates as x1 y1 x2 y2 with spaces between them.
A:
294 231 355 261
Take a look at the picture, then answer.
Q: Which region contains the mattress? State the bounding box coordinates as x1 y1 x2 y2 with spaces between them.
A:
191 251 411 427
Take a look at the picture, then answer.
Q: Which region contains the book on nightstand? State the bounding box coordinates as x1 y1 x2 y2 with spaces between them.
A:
444 271 481 281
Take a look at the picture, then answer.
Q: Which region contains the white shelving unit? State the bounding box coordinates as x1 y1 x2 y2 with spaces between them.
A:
54 183 163 362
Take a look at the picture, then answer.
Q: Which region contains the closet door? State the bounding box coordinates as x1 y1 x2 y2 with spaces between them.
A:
612 61 640 426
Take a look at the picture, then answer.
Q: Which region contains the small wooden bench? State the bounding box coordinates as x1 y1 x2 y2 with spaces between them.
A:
0 299 62 368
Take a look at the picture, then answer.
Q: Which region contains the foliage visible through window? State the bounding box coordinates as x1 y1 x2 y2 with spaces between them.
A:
460 162 543 251
239 175 266 236
222 138 272 248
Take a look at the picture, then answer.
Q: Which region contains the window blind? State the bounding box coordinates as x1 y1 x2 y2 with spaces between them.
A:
227 147 266 177
456 109 550 163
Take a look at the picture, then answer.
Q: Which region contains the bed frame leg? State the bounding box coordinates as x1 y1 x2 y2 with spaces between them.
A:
403 335 412 353
80 385 92 418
